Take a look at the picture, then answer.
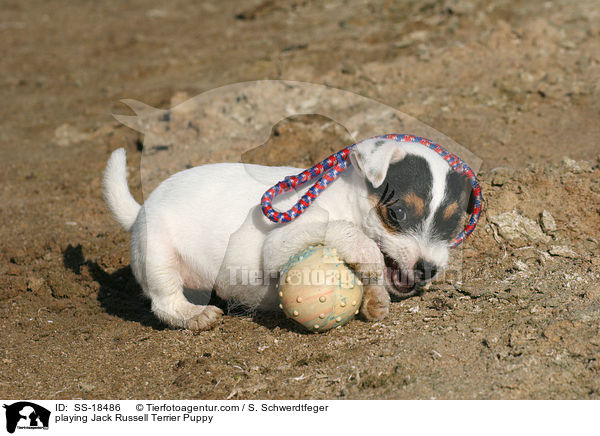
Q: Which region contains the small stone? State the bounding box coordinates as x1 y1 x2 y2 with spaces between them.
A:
490 210 550 243
540 210 557 233
336 317 342 322
146 8 167 18
49 276 70 299
293 310 299 316
319 296 326 303
279 303 283 309
548 246 579 259
561 157 592 173
319 313 325 319
4 263 21 275
53 123 90 147
26 277 45 294
352 300 357 306
78 381 96 392
457 285 494 299
279 291 283 297
340 302 346 307
354 310 359 315
513 260 528 272
314 324 320 329
296 296 303 303
449 0 475 15
585 286 600 301
491 173 507 186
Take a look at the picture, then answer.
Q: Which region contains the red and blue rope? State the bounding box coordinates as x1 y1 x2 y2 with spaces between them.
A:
260 134 482 248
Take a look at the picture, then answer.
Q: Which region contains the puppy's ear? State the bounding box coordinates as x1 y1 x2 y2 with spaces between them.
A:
445 170 475 215
458 172 475 214
350 138 406 188
466 181 475 215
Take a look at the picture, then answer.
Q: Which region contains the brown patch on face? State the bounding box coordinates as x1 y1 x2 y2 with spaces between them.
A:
369 194 397 233
403 192 425 217
443 201 459 220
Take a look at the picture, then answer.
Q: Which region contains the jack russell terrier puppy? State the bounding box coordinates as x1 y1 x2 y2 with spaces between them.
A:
103 137 473 330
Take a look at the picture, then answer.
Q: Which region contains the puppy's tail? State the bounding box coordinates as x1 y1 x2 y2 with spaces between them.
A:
103 148 141 232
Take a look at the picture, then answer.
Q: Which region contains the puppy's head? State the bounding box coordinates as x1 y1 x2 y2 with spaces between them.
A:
351 138 473 297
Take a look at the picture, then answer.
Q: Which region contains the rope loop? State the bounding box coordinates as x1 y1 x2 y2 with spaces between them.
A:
260 134 482 248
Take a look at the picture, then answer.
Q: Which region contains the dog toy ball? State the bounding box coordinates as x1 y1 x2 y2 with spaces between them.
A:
277 245 363 333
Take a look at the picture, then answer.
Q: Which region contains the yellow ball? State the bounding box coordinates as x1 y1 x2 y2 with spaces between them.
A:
278 245 363 333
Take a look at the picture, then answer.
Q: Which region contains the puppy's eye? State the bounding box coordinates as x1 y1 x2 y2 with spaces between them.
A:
387 207 407 225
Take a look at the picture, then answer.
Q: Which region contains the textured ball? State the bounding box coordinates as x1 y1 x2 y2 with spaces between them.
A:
278 245 363 333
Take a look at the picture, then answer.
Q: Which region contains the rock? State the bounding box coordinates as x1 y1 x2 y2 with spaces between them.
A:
393 30 429 49
78 381 96 392
569 307 600 323
490 210 550 243
457 284 495 298
519 18 561 47
548 246 579 259
542 327 562 343
146 9 167 18
585 286 600 301
562 157 581 173
53 123 90 147
446 0 475 15
583 238 599 251
486 20 515 49
47 271 71 299
509 324 538 347
491 173 507 186
561 157 593 173
4 263 20 276
26 277 45 294
540 210 557 233
513 260 528 272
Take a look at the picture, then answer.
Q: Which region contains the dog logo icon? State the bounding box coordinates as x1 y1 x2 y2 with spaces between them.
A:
3 402 50 433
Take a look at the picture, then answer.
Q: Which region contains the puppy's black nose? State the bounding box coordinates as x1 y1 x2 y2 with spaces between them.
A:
414 259 437 283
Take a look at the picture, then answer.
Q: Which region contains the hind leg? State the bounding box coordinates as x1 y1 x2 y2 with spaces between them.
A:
130 219 223 330
139 257 222 331
150 289 223 331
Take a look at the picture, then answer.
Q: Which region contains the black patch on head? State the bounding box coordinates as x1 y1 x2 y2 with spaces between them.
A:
369 154 433 233
374 140 386 147
431 171 472 241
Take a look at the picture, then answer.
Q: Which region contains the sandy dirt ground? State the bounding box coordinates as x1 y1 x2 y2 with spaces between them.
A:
1 0 599 399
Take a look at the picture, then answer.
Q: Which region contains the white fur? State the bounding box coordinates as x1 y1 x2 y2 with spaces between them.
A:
103 141 452 330
103 149 141 232
350 138 406 188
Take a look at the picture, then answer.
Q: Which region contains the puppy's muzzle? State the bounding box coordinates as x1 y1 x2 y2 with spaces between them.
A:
384 255 437 297
413 259 437 286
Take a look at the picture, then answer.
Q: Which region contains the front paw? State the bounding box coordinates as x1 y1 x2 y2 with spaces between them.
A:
338 243 384 273
185 305 223 331
360 285 390 321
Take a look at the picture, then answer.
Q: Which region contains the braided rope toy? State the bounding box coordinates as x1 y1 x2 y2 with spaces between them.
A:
260 134 482 248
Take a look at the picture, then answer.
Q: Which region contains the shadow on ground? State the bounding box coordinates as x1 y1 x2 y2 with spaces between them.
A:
62 243 166 330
